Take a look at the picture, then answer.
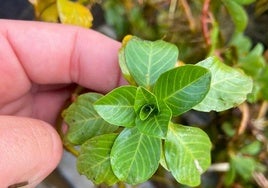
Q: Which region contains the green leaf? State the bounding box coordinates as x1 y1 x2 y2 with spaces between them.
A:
154 65 211 116
136 101 172 138
62 93 118 145
111 127 161 184
222 0 248 32
222 122 236 137
259 66 268 100
165 123 212 186
160 145 169 171
239 43 265 77
124 37 179 90
57 0 93 28
224 162 236 186
230 155 256 180
119 35 138 86
103 1 129 38
139 104 157 120
194 57 253 112
77 133 119 185
94 86 137 127
134 87 159 115
229 33 252 55
233 0 256 5
240 140 262 155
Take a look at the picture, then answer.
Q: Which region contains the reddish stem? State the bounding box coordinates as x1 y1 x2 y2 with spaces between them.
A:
201 0 211 47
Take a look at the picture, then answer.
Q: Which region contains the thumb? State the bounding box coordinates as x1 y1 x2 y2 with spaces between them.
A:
0 116 63 187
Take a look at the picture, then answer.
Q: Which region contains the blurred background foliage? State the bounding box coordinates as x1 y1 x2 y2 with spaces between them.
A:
5 0 267 187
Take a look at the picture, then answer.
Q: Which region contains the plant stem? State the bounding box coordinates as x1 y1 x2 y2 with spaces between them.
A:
168 0 177 26
237 102 250 135
257 101 268 119
201 0 211 47
64 142 79 157
180 0 196 31
118 182 126 188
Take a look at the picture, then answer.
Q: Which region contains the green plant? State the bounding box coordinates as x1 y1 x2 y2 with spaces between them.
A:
62 36 252 187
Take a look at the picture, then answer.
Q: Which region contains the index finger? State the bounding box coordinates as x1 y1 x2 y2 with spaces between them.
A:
0 19 124 93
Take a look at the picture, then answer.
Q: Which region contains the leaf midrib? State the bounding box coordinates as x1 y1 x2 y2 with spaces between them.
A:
124 133 144 179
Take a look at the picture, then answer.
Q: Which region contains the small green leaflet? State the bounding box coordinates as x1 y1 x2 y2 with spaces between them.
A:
164 123 212 186
62 93 118 145
194 56 253 112
136 101 171 138
77 133 119 185
134 86 159 120
94 86 137 127
110 127 161 185
154 65 211 116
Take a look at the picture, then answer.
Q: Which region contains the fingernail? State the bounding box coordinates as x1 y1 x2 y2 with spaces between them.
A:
8 181 28 188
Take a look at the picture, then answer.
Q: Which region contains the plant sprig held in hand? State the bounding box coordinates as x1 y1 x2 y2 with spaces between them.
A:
62 36 252 186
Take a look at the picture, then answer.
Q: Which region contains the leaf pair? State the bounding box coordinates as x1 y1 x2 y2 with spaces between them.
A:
94 85 172 138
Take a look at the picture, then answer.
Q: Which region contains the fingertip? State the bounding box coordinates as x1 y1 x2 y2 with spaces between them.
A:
0 116 63 187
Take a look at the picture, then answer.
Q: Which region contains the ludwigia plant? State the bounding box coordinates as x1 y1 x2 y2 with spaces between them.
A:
62 36 252 187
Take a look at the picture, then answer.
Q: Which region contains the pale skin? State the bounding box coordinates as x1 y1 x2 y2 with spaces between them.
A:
0 19 125 187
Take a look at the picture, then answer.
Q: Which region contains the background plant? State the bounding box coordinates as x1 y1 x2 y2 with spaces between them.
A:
29 0 268 187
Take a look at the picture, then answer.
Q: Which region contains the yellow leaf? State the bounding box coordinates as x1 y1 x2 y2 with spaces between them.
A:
40 3 59 22
57 0 93 28
29 0 58 21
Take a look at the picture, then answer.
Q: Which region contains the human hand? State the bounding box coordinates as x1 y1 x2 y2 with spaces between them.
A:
0 19 124 187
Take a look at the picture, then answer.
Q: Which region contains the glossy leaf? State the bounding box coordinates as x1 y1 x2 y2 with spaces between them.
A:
136 101 171 138
194 57 253 112
62 93 118 145
124 37 178 90
57 0 93 28
154 65 211 116
77 133 119 185
111 127 161 184
222 0 248 32
165 123 212 186
94 86 137 127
